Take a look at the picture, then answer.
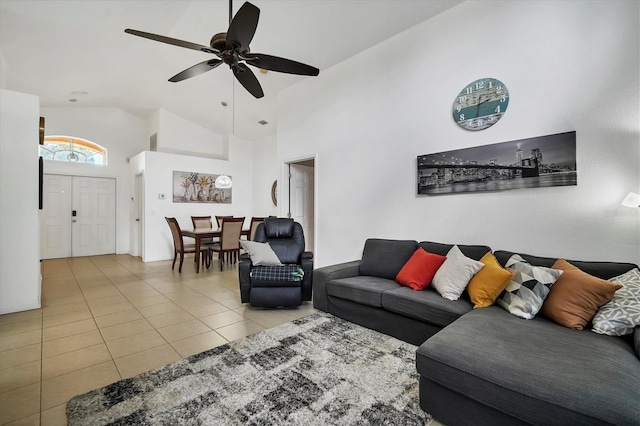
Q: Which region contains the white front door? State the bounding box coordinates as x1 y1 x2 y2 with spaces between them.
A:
40 175 116 259
41 174 72 259
72 176 116 257
289 163 315 252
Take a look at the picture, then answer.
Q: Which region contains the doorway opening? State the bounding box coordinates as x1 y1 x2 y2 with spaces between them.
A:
132 173 144 259
285 158 315 253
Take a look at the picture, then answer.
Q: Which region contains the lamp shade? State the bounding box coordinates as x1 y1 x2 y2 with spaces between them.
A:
621 192 640 208
215 174 232 189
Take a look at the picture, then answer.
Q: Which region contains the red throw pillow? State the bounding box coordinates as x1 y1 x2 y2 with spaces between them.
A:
396 248 447 290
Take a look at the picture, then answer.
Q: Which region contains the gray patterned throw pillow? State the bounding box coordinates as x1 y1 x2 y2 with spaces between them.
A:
592 268 640 336
496 254 563 320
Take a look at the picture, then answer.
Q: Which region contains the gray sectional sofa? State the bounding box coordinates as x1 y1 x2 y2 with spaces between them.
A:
313 238 640 425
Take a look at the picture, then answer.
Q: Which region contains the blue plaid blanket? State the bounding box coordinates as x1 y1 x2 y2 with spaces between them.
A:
251 265 304 282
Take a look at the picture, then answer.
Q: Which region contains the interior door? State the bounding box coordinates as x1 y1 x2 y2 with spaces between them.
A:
71 176 116 257
41 174 72 259
289 162 315 252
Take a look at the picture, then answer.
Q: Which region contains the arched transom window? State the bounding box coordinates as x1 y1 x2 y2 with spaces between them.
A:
40 135 107 165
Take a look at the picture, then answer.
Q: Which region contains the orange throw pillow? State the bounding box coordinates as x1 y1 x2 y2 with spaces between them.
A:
540 259 622 330
467 252 513 309
395 248 446 291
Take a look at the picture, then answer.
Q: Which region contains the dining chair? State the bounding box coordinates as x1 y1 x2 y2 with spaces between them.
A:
209 217 245 270
165 217 210 273
248 217 267 241
191 215 216 266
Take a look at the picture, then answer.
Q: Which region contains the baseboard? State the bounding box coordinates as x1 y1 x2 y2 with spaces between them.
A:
0 301 41 315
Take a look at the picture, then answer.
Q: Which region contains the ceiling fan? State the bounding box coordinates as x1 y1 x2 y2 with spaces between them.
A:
125 1 320 99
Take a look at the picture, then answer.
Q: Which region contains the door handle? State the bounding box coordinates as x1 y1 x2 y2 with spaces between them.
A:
136 218 140 222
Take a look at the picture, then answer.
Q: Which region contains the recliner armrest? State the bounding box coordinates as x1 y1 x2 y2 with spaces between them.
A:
312 260 361 312
302 251 313 261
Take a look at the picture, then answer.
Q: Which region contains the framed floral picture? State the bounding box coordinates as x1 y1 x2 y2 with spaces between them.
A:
172 170 232 203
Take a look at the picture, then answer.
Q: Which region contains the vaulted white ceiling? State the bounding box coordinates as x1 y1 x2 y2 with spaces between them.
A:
0 0 462 140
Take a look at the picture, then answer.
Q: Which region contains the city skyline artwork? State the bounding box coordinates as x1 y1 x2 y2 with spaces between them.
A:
417 131 577 195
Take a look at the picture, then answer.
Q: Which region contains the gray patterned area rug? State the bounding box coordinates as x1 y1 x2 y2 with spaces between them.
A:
67 312 431 425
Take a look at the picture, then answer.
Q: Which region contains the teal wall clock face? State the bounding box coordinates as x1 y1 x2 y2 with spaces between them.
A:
453 78 509 131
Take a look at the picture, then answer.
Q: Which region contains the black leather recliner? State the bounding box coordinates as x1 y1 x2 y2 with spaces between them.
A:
239 218 313 307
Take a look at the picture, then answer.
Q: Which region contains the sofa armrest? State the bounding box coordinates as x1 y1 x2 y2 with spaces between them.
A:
238 258 252 303
312 260 361 312
634 326 640 359
301 255 314 302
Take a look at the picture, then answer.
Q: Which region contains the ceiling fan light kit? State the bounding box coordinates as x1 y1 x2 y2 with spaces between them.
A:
125 1 319 99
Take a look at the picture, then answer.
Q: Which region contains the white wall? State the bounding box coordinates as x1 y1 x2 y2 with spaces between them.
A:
0 50 7 89
0 89 41 314
278 0 640 267
155 108 228 159
131 133 255 262
252 134 279 217
40 107 148 254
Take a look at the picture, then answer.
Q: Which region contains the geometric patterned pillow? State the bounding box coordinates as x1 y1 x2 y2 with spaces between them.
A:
592 268 640 336
495 254 563 320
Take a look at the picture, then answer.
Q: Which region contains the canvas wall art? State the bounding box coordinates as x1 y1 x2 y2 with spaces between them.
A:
173 171 232 203
417 131 577 195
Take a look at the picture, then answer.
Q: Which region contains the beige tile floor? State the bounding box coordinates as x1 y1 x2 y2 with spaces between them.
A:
0 254 317 425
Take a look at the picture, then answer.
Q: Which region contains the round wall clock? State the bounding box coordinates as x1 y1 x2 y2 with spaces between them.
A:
453 78 509 131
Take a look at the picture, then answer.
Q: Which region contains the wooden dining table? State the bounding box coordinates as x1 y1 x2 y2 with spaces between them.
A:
182 227 250 273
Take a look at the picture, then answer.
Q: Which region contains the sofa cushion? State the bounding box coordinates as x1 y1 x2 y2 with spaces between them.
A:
432 245 484 301
495 254 562 319
381 286 473 328
359 239 418 280
592 268 640 336
395 248 446 291
327 276 400 307
467 251 514 309
416 307 640 425
419 241 491 261
263 217 294 238
540 259 622 330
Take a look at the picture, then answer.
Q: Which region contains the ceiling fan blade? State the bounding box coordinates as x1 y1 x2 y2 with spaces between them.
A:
226 2 260 52
169 59 223 82
233 63 264 98
124 29 217 54
245 53 319 76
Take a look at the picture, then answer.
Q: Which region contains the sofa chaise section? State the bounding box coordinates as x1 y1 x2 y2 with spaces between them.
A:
416 251 640 426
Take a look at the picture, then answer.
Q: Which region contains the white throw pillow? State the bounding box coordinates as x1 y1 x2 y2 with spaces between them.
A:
240 240 282 266
592 268 640 336
432 245 484 301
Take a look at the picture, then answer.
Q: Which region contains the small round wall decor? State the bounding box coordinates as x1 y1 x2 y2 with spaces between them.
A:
271 180 278 206
453 78 509 131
